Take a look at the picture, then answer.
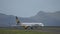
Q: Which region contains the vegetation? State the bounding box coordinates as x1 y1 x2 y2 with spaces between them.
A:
0 29 59 34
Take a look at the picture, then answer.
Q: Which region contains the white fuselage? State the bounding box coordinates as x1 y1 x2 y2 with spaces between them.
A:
11 23 44 27
20 23 44 26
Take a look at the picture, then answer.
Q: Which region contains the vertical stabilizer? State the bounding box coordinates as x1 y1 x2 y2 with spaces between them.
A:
16 16 20 25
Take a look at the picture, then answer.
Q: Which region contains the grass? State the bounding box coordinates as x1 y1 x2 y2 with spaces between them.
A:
0 27 60 34
0 29 57 34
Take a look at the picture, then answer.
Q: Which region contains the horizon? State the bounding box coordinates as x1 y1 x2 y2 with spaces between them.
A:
0 10 60 17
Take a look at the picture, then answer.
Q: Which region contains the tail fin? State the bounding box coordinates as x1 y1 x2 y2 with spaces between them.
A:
16 16 20 25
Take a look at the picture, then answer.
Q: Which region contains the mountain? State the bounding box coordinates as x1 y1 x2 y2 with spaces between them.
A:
0 11 60 27
0 13 16 27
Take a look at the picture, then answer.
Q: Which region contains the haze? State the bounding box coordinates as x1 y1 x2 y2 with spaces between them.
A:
0 0 60 17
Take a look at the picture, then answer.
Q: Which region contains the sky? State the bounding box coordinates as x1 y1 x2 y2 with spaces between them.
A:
0 0 60 17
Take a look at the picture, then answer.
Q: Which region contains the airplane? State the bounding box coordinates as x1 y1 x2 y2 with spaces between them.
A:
11 16 44 29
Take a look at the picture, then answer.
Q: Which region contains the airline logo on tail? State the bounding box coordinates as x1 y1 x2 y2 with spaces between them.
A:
16 16 20 25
